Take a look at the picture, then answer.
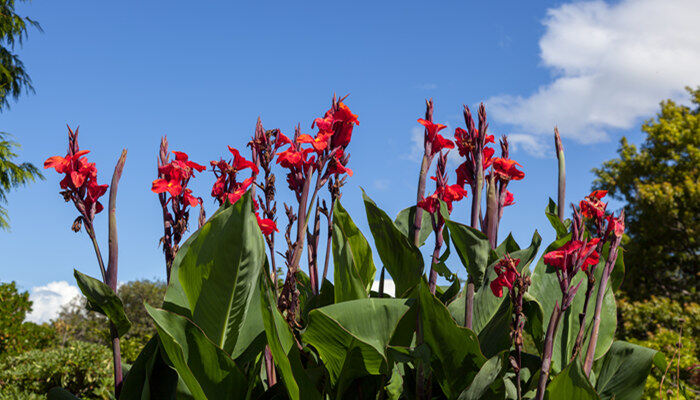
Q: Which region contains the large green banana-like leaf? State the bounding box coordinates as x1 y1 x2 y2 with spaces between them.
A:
145 304 247 400
457 352 508 400
73 269 131 337
545 361 599 400
119 336 179 400
259 276 321 400
529 235 617 374
545 198 570 239
162 192 265 355
362 190 423 298
417 280 486 398
332 200 376 303
394 205 432 247
593 341 665 400
446 220 490 288
302 297 416 389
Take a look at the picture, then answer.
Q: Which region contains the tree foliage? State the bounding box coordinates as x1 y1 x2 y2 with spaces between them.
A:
0 0 40 111
592 87 700 302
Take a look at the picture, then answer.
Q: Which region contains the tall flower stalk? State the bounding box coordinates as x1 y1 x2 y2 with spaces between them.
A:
535 219 601 399
490 255 530 400
152 137 205 283
44 126 127 397
455 104 494 328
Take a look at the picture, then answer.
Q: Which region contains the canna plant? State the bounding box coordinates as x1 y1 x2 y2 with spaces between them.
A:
45 97 666 400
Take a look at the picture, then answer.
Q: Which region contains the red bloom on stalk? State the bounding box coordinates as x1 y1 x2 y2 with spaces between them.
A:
544 238 601 272
492 158 525 181
256 213 278 235
312 101 359 149
152 151 204 208
328 150 353 176
580 190 608 220
454 127 495 157
456 147 496 187
45 141 108 217
606 213 625 237
490 256 521 297
297 132 332 153
228 147 259 174
504 190 515 207
418 119 454 155
417 183 468 214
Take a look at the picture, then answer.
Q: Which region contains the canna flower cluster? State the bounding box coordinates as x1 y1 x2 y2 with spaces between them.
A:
455 105 495 190
544 238 600 274
152 151 205 207
417 153 469 218
490 255 521 298
44 126 108 230
490 137 524 213
151 138 206 281
210 145 277 235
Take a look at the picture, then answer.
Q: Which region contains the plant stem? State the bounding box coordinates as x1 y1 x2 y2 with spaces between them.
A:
107 150 127 398
428 223 444 294
485 173 498 249
321 198 335 284
554 127 566 221
535 302 563 400
378 267 385 297
583 237 621 375
86 225 107 283
264 346 277 387
571 276 594 362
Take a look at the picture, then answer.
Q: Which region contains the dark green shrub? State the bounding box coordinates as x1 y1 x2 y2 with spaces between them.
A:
0 341 112 400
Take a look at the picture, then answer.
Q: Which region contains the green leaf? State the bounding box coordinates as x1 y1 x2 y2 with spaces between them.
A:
593 341 665 400
362 190 423 297
417 280 486 398
73 269 131 337
546 361 599 400
47 388 81 400
332 200 376 303
457 353 508 400
145 304 247 400
394 205 432 247
545 198 570 239
477 295 512 359
119 336 179 400
446 220 490 287
229 273 266 365
495 233 520 257
529 235 617 373
302 298 415 387
259 276 321 400
166 192 266 355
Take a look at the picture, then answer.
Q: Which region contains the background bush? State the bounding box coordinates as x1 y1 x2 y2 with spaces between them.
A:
617 296 700 399
0 341 112 400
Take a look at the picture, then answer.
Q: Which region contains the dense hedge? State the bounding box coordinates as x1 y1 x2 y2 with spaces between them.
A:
0 341 112 400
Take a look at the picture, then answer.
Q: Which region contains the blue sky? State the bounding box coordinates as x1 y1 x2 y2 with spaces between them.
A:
2 0 698 322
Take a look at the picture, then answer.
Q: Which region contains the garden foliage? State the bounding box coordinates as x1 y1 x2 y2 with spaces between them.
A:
44 97 668 399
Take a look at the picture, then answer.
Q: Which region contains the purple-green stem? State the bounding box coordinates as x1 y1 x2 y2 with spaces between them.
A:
583 234 622 375
427 222 444 294
465 143 484 329
554 127 566 222
535 302 563 400
106 150 127 398
321 198 335 284
485 174 498 249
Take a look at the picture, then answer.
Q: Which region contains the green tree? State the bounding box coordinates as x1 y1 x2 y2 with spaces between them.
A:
592 87 700 302
0 0 40 111
55 279 166 363
0 0 42 229
0 281 56 356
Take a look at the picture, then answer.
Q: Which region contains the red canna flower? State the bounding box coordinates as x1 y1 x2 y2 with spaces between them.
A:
256 213 278 236
606 213 625 238
490 256 521 297
503 190 515 207
228 146 259 174
151 178 182 197
418 119 454 156
580 190 608 220
297 132 332 153
328 151 353 177
544 238 600 273
492 158 525 181
45 126 109 225
210 146 257 206
312 101 359 149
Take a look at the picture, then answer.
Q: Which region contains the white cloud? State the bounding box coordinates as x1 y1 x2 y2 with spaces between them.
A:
402 126 425 161
25 281 80 324
489 0 700 148
508 134 549 157
371 279 396 297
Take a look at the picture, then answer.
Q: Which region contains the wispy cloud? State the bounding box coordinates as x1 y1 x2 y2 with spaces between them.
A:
415 83 438 90
26 281 80 324
371 279 395 297
488 0 700 152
